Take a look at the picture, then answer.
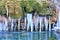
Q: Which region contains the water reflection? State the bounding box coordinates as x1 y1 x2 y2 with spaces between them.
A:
0 31 59 40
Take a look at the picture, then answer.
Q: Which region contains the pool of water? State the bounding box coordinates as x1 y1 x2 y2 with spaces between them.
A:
0 31 60 40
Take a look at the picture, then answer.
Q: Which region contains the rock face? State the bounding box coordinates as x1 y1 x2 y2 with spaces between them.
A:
55 0 60 27
57 29 60 33
57 0 60 4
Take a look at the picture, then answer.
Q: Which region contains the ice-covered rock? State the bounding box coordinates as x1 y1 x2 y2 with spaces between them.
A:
52 27 60 31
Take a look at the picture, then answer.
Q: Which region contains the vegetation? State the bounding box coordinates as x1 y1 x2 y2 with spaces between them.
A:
0 5 6 15
20 0 53 16
0 0 53 18
7 1 22 19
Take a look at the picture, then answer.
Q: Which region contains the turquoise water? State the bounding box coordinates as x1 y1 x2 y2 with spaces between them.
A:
0 31 59 40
